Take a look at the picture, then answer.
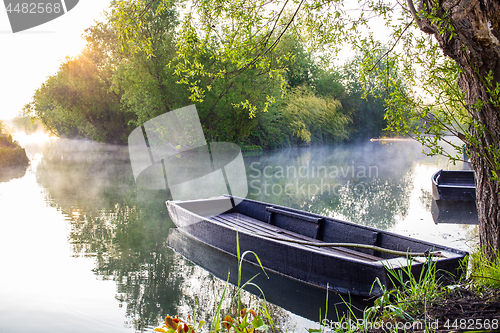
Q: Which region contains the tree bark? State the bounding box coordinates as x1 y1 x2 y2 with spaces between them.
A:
418 0 500 259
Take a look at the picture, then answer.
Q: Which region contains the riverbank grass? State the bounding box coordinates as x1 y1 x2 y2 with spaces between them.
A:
469 248 500 289
155 232 275 333
328 249 500 333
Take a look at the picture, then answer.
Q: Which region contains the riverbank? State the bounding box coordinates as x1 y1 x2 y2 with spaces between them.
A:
355 252 500 333
0 131 30 181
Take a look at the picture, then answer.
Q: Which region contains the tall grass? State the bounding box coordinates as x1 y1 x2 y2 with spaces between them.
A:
312 254 470 333
155 231 275 333
469 247 500 289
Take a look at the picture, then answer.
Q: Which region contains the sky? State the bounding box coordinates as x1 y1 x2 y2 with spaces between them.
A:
0 1 113 121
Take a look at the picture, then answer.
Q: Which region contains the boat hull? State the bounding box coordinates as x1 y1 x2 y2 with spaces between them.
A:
167 228 370 321
431 199 478 225
167 196 468 296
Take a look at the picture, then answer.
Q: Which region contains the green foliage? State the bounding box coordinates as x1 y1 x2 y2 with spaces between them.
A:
240 145 263 152
30 1 393 148
380 40 471 163
282 86 349 144
0 147 29 168
194 63 283 143
108 0 500 176
112 0 360 144
28 19 136 143
111 1 189 124
365 256 445 323
470 247 500 289
313 256 464 333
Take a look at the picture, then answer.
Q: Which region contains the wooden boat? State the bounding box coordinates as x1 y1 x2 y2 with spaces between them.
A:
432 169 476 201
166 196 468 296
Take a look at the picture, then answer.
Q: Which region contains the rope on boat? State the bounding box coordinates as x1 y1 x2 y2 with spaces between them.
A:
258 234 446 258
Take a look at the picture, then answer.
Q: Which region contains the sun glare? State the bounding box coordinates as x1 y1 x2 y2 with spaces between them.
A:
61 36 86 59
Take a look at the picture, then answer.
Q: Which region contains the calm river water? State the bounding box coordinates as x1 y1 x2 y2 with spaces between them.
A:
0 134 477 332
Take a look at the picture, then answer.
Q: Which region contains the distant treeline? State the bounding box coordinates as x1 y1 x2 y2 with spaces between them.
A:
24 3 391 149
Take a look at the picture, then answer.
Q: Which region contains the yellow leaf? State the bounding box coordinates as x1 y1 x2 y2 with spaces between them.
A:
154 328 168 333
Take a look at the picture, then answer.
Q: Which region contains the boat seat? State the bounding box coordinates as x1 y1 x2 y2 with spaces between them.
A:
210 212 381 261
266 206 323 239
264 206 382 257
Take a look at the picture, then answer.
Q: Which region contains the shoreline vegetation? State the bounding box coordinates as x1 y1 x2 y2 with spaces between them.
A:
155 247 500 333
0 121 29 180
22 3 393 149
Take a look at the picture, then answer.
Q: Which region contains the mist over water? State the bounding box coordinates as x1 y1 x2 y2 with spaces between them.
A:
244 142 422 229
0 136 477 332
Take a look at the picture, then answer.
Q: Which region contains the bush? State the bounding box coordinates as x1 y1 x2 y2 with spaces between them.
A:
241 145 263 152
0 147 30 168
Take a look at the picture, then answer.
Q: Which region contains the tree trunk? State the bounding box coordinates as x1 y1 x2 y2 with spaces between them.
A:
419 0 500 259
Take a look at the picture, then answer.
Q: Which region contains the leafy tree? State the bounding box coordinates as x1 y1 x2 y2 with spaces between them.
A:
114 0 500 259
112 0 287 142
341 55 391 140
30 2 358 150
29 19 135 143
278 34 318 89
281 86 349 144
111 0 190 125
314 55 392 141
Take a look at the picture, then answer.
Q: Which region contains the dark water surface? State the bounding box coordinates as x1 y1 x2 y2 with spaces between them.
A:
0 136 477 332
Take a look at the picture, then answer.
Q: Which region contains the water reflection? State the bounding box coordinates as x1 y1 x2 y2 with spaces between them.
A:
25 138 477 332
35 140 184 331
431 200 478 225
0 164 28 182
167 228 369 322
33 140 327 332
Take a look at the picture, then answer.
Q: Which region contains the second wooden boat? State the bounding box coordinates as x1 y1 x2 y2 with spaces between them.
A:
432 169 476 201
